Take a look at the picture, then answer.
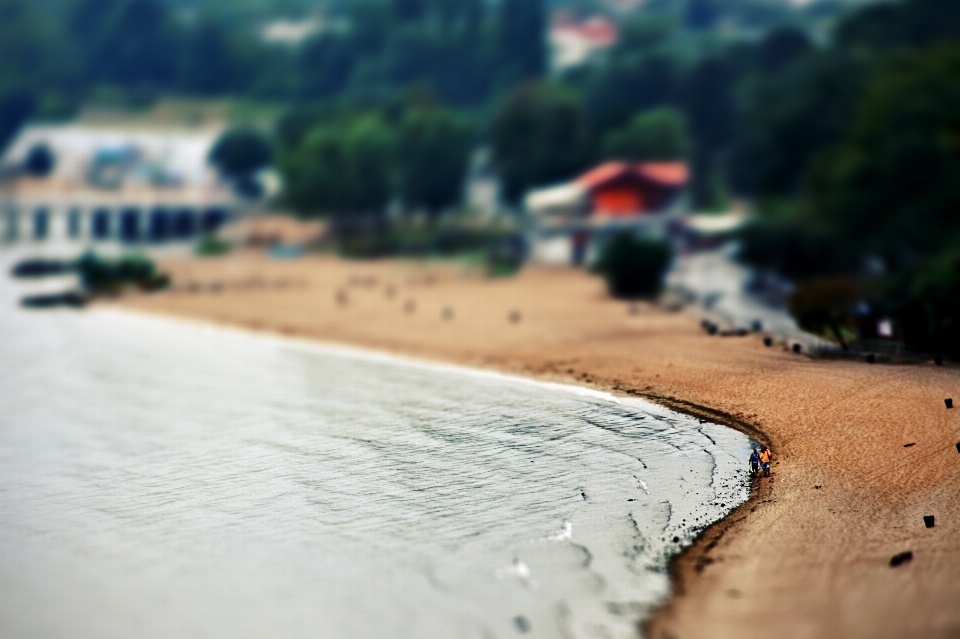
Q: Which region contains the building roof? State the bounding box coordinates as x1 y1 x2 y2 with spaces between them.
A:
524 182 587 213
0 122 237 207
575 161 689 191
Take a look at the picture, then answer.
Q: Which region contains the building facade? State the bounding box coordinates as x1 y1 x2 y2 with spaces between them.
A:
0 123 241 253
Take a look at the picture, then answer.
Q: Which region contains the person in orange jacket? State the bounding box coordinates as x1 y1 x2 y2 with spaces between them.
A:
759 447 772 476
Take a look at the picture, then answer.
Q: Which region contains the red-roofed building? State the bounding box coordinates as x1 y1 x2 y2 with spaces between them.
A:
576 162 688 217
525 161 689 265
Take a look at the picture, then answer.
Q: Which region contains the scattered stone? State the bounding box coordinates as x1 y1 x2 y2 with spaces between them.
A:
385 285 396 299
904 443 916 448
890 551 913 567
866 354 876 364
442 307 454 320
513 616 530 633
720 328 749 337
946 398 953 409
629 303 640 315
336 290 348 306
673 536 680 543
763 337 773 347
403 300 416 314
509 310 522 324
727 589 742 598
792 343 803 354
924 515 935 528
956 442 960 454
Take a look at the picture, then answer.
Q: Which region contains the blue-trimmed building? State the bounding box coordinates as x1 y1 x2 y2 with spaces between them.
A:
0 123 243 251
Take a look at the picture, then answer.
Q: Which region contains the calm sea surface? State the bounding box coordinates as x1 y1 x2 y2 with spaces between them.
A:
0 271 752 639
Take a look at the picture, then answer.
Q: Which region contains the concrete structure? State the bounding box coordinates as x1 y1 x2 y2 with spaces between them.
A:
0 123 242 255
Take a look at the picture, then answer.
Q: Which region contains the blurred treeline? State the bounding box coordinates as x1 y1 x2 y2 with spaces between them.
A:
2 0 959 355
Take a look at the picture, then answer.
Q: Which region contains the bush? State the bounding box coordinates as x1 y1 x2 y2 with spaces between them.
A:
788 277 860 349
73 253 164 294
196 236 232 256
593 234 673 299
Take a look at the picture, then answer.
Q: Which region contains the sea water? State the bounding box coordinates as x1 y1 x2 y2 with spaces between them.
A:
0 271 752 639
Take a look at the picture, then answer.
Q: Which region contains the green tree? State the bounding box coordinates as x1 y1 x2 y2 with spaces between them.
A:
732 52 873 197
299 34 356 99
77 0 180 88
397 107 473 217
491 82 590 203
179 20 239 95
209 128 272 180
593 234 673 300
602 107 690 162
281 114 396 217
807 42 960 267
498 0 546 83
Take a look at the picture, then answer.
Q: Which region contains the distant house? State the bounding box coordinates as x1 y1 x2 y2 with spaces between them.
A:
525 162 688 265
549 12 618 72
0 122 244 254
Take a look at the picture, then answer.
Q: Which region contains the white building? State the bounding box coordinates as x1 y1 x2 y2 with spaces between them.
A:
549 13 618 73
0 122 243 256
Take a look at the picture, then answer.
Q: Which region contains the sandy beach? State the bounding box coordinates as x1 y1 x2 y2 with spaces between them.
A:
113 252 960 638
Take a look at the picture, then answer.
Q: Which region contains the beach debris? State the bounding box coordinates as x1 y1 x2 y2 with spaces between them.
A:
513 615 531 633
890 551 913 567
945 398 953 409
935 356 944 366
700 320 719 335
904 443 916 448
403 300 416 314
509 310 522 324
866 354 876 364
792 343 803 354
546 521 573 542
496 559 538 591
442 307 454 320
924 515 935 528
720 328 750 337
634 476 649 493
763 337 773 347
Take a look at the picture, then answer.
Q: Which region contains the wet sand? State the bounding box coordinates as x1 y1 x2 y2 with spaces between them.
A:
113 252 960 638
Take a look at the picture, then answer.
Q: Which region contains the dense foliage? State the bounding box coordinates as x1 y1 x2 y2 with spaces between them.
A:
2 0 958 351
592 234 673 299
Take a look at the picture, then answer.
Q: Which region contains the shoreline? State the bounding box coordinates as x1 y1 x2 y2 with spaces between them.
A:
103 301 767 635
110 253 960 638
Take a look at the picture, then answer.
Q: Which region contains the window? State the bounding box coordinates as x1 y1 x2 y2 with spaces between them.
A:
148 208 169 242
173 209 196 239
92 209 111 240
33 209 49 240
68 209 82 238
119 209 140 243
201 208 229 234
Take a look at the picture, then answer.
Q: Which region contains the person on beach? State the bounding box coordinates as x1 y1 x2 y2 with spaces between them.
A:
750 448 760 476
759 447 772 476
